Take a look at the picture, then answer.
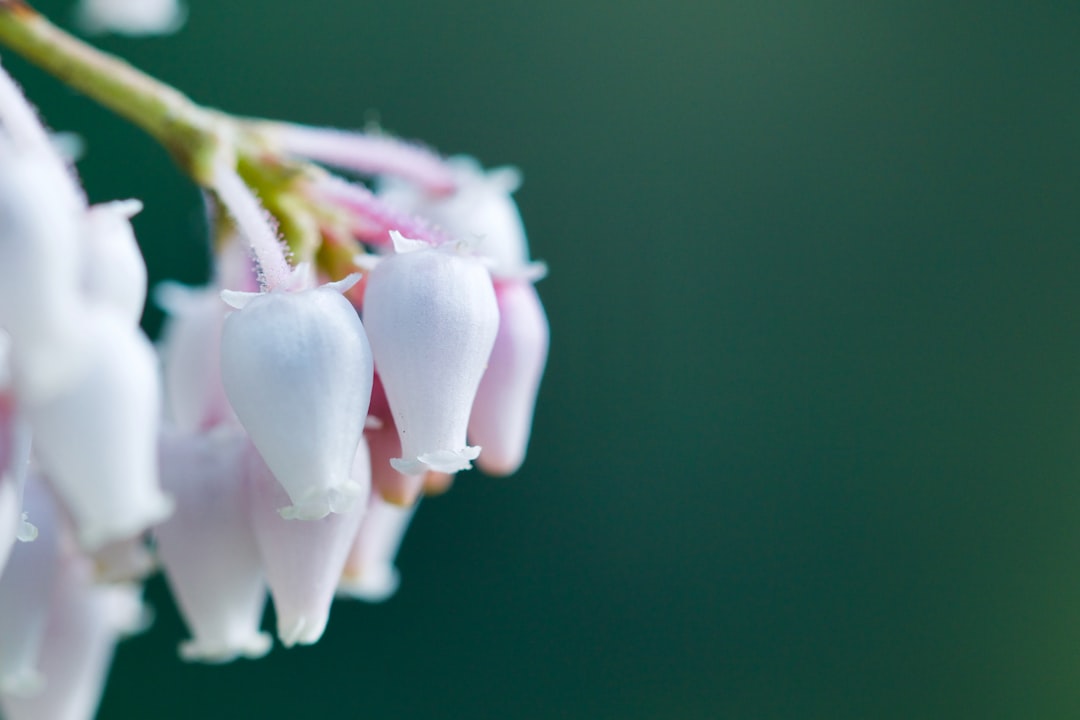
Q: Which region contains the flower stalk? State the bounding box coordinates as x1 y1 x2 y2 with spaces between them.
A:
0 0 220 183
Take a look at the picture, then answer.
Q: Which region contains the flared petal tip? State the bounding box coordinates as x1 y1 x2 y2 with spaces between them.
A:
179 633 273 664
390 446 480 475
337 564 400 603
75 492 175 551
277 614 329 648
0 670 44 698
277 482 365 521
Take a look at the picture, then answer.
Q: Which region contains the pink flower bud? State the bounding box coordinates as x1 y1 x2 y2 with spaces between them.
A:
362 234 499 475
155 429 271 663
246 441 368 647
469 281 549 476
220 279 374 520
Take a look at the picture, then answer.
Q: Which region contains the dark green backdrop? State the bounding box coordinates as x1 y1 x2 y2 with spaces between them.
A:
8 1 1080 718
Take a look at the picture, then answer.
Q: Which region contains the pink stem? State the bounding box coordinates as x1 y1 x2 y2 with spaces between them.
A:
314 175 449 248
273 123 456 195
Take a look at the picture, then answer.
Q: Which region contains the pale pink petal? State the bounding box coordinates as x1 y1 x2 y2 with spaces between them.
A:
155 429 270 662
339 495 417 603
155 282 235 432
0 552 143 720
0 477 61 697
247 444 366 647
469 281 549 476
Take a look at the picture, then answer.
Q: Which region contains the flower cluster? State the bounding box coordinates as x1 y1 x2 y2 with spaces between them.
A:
0 43 547 719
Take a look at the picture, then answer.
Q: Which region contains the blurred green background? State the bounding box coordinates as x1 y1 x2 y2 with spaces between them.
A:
8 0 1080 718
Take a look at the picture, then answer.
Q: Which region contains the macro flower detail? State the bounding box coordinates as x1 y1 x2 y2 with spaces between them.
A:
0 3 549 713
220 276 374 520
363 232 500 476
155 428 271 663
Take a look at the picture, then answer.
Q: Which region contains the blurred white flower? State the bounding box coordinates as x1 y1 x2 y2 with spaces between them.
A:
75 0 187 36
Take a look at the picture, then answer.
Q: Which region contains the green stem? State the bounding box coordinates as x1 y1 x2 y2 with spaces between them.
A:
0 0 222 184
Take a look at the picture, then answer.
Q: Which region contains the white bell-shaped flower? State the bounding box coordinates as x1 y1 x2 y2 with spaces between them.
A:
155 429 271 663
0 476 60 697
156 282 234 432
247 441 367 647
378 157 542 278
220 278 373 520
0 550 145 720
24 311 173 550
338 495 417 602
0 144 89 401
363 234 499 475
469 281 549 476
81 199 147 326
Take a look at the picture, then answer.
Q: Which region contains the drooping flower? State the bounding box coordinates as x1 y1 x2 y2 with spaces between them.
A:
155 428 271 663
246 441 368 647
24 311 173 551
375 157 548 476
469 280 549 476
0 139 90 401
220 275 374 520
0 545 146 720
362 232 499 476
